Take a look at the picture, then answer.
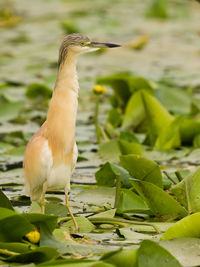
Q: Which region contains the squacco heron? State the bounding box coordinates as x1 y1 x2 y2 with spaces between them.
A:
23 33 120 231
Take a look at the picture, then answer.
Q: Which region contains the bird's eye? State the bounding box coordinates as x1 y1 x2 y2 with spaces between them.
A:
80 42 84 46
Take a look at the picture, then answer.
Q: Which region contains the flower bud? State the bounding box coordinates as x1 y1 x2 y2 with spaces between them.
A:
25 227 40 244
93 85 106 95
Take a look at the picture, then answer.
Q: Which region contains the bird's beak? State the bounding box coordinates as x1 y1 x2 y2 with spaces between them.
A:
85 41 120 48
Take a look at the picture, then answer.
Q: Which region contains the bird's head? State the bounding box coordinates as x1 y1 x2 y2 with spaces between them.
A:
58 33 120 66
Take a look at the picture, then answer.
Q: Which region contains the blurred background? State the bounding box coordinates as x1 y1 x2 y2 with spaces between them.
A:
1 0 200 206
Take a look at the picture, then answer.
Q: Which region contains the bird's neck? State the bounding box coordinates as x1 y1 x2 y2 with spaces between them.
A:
45 51 79 163
54 51 79 94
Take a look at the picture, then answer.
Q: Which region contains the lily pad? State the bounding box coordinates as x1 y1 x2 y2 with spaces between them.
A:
138 240 182 267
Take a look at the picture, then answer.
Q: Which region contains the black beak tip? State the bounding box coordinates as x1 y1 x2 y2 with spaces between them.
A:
106 43 121 48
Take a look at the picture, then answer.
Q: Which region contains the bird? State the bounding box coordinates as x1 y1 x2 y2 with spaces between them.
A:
23 33 120 231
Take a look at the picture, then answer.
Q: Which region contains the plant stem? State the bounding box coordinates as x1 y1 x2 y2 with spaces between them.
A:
175 171 184 182
0 248 20 257
58 216 160 233
89 217 160 233
114 174 121 208
163 171 177 185
94 95 101 144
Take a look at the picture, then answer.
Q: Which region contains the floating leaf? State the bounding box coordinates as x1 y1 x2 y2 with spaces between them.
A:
0 95 23 122
45 203 69 217
138 240 182 267
62 217 95 233
146 0 168 18
118 227 159 242
75 187 115 206
26 83 52 100
61 20 80 34
120 154 163 187
161 238 200 267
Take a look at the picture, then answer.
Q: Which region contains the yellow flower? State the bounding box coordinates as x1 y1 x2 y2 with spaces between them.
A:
25 227 40 244
93 85 106 95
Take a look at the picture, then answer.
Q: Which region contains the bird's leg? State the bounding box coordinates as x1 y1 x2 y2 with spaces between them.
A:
41 181 47 214
65 187 79 232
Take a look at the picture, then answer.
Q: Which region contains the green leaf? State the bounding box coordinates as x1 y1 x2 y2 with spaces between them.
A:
180 119 200 145
118 140 142 155
61 21 80 34
193 134 200 148
89 209 116 219
102 247 138 267
62 217 95 233
21 213 58 233
96 73 132 107
98 140 121 162
45 203 69 217
160 238 200 267
0 142 14 153
38 259 115 267
131 179 187 219
117 188 148 213
75 187 115 207
171 167 200 213
155 86 192 115
146 0 168 19
119 131 140 143
161 212 200 239
107 108 122 128
0 189 14 210
95 162 132 187
26 83 52 100
0 242 29 253
122 90 146 130
129 77 154 93
120 154 163 188
155 116 183 149
117 227 159 242
138 240 182 267
6 246 59 263
141 91 173 144
0 95 23 122
0 208 33 242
